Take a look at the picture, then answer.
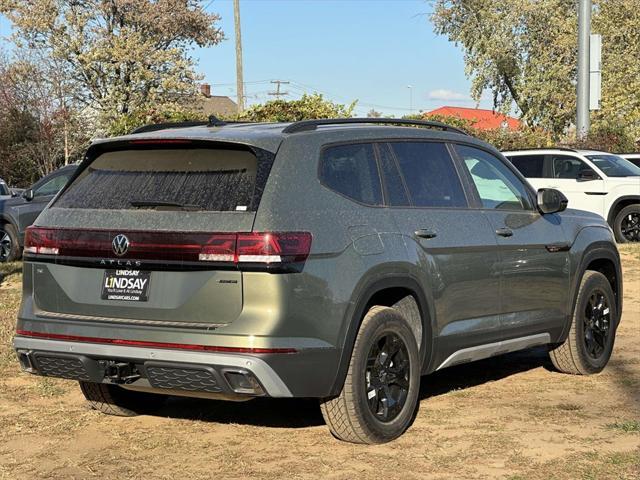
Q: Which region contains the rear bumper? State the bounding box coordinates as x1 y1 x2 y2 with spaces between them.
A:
14 336 298 398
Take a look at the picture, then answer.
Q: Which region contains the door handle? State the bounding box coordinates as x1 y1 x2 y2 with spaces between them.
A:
414 229 437 239
495 227 513 238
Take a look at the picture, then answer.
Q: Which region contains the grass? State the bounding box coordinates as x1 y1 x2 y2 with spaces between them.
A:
607 420 640 434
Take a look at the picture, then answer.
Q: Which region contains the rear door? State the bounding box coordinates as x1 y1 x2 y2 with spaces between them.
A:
29 142 275 327
378 141 503 354
454 144 570 339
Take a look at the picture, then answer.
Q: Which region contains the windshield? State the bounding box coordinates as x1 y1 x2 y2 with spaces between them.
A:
0 180 10 196
586 154 640 177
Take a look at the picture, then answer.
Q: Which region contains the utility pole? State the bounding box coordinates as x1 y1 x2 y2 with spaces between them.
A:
233 0 244 114
268 80 290 99
407 85 413 115
576 0 591 138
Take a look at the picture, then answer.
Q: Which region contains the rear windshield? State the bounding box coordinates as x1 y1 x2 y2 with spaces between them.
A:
55 146 274 212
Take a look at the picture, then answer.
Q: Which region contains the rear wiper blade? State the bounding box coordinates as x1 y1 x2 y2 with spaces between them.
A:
130 200 203 211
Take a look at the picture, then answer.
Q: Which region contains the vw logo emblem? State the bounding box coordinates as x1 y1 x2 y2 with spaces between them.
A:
112 234 130 257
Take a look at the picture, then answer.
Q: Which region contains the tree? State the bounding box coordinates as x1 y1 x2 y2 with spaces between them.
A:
239 94 356 122
0 52 89 186
0 0 224 131
431 0 640 139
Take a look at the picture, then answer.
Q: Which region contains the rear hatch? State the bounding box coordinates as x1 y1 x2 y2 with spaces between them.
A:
24 139 297 328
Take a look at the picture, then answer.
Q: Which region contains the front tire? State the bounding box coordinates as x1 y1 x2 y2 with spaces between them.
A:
79 381 167 417
549 271 618 375
320 306 420 444
613 204 640 243
0 224 20 263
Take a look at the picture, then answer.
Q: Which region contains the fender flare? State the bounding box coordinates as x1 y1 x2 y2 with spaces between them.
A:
328 275 435 397
559 241 622 342
606 195 640 226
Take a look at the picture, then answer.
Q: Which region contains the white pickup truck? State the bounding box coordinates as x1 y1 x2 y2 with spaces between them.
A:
503 149 640 243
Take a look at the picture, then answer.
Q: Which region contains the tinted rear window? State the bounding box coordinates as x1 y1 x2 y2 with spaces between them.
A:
55 147 273 212
508 155 545 178
390 142 467 208
320 143 383 205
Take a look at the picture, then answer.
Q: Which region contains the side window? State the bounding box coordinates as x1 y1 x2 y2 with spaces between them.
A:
552 155 596 179
390 142 467 208
377 144 410 206
320 143 382 205
33 174 71 198
508 155 545 178
455 145 533 211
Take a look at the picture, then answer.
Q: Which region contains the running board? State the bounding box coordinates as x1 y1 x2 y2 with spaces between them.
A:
435 333 551 371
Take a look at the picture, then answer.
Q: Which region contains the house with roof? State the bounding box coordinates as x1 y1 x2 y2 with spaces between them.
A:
426 106 521 131
196 83 238 118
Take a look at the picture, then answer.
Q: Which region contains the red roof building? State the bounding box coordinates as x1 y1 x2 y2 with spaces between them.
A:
426 106 521 131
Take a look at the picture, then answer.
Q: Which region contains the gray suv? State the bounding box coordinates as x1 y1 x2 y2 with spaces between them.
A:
13 118 623 443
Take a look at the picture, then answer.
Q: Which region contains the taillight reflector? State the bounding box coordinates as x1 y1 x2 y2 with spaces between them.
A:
15 330 297 354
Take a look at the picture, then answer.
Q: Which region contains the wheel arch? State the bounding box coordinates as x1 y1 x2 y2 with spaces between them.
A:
328 275 435 397
560 242 622 342
606 195 640 226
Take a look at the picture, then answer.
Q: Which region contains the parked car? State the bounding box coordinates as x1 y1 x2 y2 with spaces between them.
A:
0 178 12 200
0 164 77 262
14 119 622 443
620 153 640 168
503 148 640 243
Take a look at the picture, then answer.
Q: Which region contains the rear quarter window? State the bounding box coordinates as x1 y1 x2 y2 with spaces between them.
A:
508 155 545 178
54 146 274 212
319 143 383 206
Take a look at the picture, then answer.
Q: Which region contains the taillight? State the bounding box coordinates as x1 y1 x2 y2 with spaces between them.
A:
24 227 312 269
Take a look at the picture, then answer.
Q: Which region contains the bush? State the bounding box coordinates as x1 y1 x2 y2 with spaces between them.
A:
105 105 206 137
238 94 356 122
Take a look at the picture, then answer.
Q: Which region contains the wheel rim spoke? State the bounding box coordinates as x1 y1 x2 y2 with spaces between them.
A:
0 232 11 261
365 332 410 422
583 288 611 359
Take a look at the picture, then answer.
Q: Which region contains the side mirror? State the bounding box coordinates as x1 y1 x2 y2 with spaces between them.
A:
537 188 568 214
22 189 34 201
577 170 599 182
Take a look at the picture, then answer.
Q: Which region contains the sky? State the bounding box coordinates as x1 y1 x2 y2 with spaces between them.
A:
0 0 492 117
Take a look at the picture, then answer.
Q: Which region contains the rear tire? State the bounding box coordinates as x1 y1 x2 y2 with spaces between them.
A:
613 204 640 243
79 381 166 417
320 306 420 444
549 271 617 375
0 223 20 263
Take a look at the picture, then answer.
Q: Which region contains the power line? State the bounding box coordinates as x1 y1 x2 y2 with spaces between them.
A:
268 80 290 99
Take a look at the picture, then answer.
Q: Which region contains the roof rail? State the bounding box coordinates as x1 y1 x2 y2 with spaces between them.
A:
281 117 470 135
504 147 578 153
130 115 231 134
130 120 209 135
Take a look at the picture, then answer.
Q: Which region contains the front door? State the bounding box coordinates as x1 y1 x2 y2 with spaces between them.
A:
453 144 570 340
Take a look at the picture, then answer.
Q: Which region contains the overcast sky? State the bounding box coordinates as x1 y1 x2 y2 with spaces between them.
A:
0 0 493 117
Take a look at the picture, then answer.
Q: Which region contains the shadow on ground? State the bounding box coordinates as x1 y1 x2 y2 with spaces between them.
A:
152 347 551 429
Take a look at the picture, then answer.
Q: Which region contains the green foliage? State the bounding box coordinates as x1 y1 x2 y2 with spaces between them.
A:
238 94 356 122
0 0 223 132
432 0 640 139
565 123 638 153
106 105 207 137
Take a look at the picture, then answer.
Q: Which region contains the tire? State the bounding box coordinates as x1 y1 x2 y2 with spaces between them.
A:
613 204 640 243
79 381 167 417
549 271 618 375
320 306 420 444
0 223 20 263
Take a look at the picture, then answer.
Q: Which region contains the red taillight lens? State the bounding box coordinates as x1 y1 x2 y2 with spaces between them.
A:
236 232 312 264
24 227 312 267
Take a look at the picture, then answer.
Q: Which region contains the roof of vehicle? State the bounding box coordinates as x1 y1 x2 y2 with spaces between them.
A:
93 118 485 154
620 152 640 157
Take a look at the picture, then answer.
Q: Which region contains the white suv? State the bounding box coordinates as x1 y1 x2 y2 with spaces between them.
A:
503 149 640 243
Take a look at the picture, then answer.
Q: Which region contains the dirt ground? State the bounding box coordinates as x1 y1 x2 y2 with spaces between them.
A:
0 247 638 480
